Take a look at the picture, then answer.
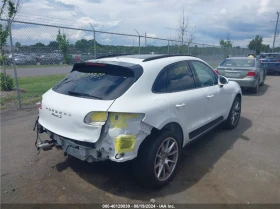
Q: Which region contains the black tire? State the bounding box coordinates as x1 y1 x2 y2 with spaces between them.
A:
260 76 265 86
223 96 241 130
251 80 259 93
133 130 182 189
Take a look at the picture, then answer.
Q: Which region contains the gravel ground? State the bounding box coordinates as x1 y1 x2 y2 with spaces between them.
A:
1 76 280 205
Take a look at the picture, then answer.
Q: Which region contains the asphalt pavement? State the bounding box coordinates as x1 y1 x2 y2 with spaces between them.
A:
1 76 280 204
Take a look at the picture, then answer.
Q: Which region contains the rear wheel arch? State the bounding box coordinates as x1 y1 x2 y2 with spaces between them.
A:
161 122 184 146
133 122 183 188
139 122 184 149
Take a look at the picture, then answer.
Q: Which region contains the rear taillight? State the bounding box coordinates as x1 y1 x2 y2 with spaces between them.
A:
36 97 42 110
246 71 256 77
84 111 108 126
214 69 219 74
276 60 280 62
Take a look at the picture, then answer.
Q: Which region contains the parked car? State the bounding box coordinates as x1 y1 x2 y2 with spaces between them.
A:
70 54 82 64
30 54 41 64
216 57 265 93
7 54 37 65
34 54 242 188
38 54 63 65
258 53 280 75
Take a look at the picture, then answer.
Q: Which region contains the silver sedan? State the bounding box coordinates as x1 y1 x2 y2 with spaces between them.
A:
215 57 266 93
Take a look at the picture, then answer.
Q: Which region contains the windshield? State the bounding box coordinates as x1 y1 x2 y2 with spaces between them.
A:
220 59 255 67
52 66 135 100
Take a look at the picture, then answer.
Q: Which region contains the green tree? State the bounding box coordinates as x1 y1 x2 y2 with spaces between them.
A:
33 42 45 47
220 39 232 58
0 0 21 91
56 29 71 64
75 39 96 53
15 41 21 48
248 35 263 55
220 39 232 48
48 41 59 50
261 44 270 53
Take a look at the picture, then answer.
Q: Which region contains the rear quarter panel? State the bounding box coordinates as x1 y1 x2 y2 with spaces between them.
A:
108 57 203 129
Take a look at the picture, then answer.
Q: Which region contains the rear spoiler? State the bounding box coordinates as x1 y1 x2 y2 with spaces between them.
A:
71 62 144 82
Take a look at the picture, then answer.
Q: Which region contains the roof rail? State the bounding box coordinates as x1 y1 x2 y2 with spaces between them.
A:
142 54 196 62
95 53 133 59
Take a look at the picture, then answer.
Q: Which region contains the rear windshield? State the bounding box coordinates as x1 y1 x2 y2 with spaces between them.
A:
52 64 136 100
220 59 255 67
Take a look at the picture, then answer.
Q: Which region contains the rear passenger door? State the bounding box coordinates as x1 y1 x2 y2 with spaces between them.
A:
189 60 225 123
153 61 208 145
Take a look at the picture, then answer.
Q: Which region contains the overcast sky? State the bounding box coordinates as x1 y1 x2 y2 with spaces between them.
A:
7 0 280 47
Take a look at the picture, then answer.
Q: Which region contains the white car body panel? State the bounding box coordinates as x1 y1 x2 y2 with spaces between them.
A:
37 55 242 163
165 89 208 146
39 89 114 143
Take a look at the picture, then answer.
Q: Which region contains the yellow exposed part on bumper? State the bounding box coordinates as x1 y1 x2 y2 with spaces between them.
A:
115 135 136 154
109 113 139 128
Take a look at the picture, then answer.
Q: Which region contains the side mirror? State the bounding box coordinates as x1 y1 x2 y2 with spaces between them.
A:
218 75 229 87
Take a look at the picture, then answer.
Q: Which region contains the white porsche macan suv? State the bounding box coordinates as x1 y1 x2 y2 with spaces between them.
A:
35 54 242 188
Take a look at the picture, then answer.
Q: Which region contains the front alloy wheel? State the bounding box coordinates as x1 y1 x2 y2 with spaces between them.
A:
224 96 241 130
230 100 241 126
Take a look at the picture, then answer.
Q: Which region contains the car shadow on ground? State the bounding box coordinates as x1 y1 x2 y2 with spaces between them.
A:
242 84 270 96
55 116 252 201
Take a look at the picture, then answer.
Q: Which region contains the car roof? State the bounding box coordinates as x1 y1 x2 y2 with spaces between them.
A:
225 57 256 60
88 54 198 64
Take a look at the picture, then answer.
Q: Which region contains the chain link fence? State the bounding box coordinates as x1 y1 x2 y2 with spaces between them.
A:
0 18 253 111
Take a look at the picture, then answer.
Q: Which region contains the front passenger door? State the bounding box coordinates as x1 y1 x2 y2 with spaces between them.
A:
189 60 225 123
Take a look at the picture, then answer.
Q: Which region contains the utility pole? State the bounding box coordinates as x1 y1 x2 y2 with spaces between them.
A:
135 29 140 54
89 23 96 58
272 11 279 52
145 32 147 47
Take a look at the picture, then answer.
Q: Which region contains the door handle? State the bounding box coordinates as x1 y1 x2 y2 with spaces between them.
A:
175 103 185 108
207 95 214 99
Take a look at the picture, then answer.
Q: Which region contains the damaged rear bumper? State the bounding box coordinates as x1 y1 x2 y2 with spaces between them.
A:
34 116 153 163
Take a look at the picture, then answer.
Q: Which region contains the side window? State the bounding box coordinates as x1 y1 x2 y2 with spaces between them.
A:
166 61 196 92
153 71 167 93
190 61 218 87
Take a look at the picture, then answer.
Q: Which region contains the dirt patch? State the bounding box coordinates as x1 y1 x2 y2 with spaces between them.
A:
0 91 17 98
0 89 27 98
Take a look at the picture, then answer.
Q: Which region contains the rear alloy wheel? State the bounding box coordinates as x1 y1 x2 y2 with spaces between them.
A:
224 96 241 130
133 130 181 189
154 137 179 182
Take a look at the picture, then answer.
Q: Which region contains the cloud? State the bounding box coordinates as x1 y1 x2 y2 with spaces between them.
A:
9 0 280 48
258 0 270 14
101 38 112 43
220 8 226 14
